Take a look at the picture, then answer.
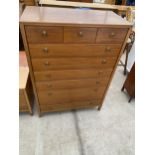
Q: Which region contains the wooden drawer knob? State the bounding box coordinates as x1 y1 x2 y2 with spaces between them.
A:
96 81 100 84
46 74 52 78
43 48 48 53
109 32 116 37
42 30 47 36
47 84 52 88
78 31 83 37
101 59 107 64
44 61 50 66
105 47 111 52
93 88 98 92
47 92 52 96
98 71 103 74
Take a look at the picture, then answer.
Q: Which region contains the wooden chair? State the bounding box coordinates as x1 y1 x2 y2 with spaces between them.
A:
119 6 135 75
123 30 135 75
121 62 135 102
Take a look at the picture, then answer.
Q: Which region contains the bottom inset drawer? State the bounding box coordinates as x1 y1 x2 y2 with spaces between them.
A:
40 100 100 112
19 104 29 112
37 87 105 104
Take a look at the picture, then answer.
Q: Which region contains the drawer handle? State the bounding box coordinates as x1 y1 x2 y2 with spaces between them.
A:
46 74 52 78
47 84 52 88
96 81 100 84
43 48 48 53
94 88 98 92
78 31 83 37
101 59 107 64
44 61 50 66
98 71 103 74
47 92 52 96
42 30 47 36
105 47 111 52
109 32 116 37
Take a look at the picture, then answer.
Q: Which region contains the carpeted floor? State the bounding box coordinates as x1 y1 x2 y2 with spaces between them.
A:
19 66 135 155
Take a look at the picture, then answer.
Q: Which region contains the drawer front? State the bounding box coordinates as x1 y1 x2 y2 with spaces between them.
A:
25 26 63 43
19 105 29 112
40 100 100 112
23 0 35 5
34 69 112 81
38 87 105 104
32 57 116 71
96 28 128 44
29 44 122 58
64 27 97 43
36 78 109 91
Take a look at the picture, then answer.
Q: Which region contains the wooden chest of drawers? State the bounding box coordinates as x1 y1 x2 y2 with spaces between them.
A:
20 6 131 116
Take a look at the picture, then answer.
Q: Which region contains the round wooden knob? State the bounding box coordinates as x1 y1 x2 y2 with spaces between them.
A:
42 30 47 36
96 81 100 84
43 48 48 53
47 84 52 88
106 47 111 52
98 71 103 74
78 31 83 37
44 61 50 66
47 92 52 96
46 74 52 78
101 59 107 64
109 32 115 37
94 88 98 92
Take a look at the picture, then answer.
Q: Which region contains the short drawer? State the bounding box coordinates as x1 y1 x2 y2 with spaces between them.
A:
25 26 63 43
36 78 109 91
32 57 117 71
37 87 105 104
29 44 122 58
64 27 97 43
40 100 100 112
34 68 112 81
96 28 128 44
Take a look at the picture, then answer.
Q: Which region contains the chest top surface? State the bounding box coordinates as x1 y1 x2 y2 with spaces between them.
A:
20 6 131 27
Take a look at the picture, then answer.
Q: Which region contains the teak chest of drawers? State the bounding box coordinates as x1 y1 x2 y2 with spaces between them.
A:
20 6 131 116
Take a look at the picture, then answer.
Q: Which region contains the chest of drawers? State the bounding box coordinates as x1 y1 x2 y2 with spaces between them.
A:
20 6 131 116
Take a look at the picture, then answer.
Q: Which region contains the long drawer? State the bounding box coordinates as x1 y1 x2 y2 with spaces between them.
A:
34 68 112 81
32 57 117 71
36 78 109 91
40 100 100 112
38 87 105 104
28 44 122 58
19 104 29 111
